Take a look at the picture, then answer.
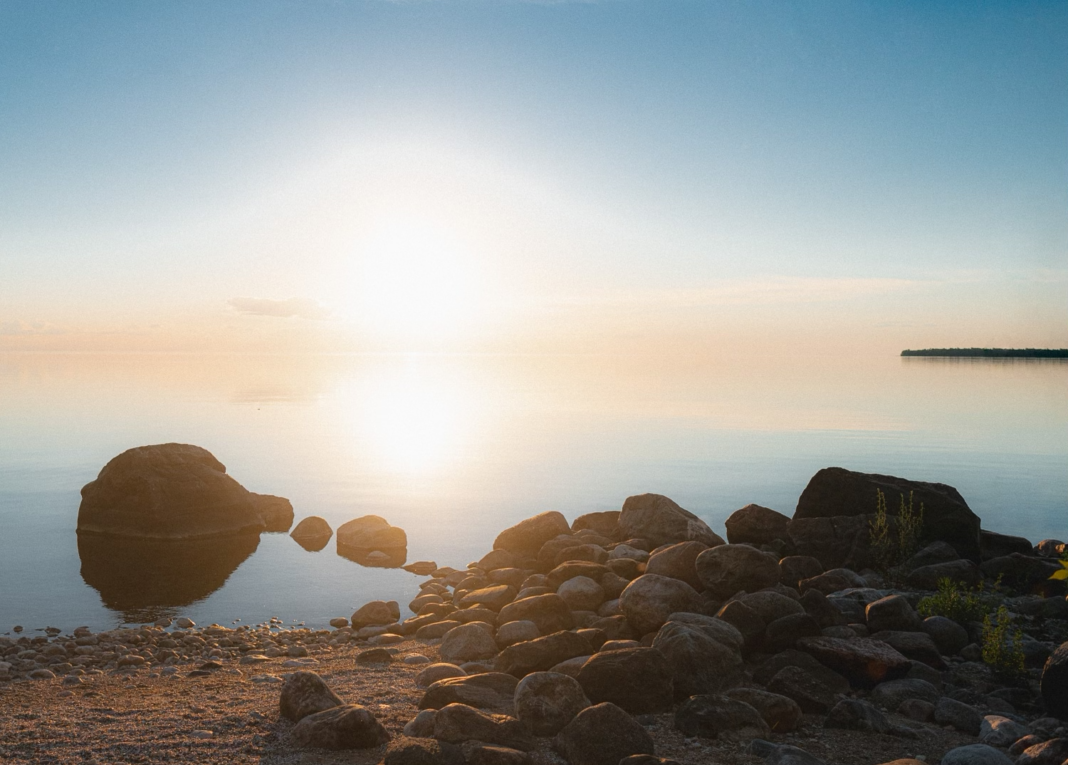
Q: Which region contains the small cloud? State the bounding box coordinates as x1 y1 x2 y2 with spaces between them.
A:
228 297 331 320
0 319 65 335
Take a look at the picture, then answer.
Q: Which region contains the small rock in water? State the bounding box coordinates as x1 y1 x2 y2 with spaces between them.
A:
13 625 23 633
329 617 349 629
176 617 195 629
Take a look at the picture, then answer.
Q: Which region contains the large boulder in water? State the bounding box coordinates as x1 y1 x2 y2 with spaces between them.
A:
619 494 724 548
794 467 981 562
77 443 283 539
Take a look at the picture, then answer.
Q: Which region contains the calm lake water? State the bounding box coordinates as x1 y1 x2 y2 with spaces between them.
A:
1 351 1065 633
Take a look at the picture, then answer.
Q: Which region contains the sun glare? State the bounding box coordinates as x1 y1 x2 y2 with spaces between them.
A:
349 220 485 344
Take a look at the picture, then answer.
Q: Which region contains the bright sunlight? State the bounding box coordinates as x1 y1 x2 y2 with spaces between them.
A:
348 219 487 345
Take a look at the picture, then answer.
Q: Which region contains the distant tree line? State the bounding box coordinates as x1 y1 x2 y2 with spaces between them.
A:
901 348 1068 358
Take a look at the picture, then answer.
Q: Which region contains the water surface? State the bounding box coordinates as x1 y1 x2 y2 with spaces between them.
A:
1 352 1065 632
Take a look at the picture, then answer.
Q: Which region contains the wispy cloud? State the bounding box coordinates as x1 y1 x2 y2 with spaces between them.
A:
227 297 331 320
0 319 65 335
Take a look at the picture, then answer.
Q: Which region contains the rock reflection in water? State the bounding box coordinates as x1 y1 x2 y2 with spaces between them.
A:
336 545 407 568
78 533 259 624
293 534 331 552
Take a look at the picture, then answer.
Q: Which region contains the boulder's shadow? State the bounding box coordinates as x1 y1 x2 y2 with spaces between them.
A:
78 532 259 623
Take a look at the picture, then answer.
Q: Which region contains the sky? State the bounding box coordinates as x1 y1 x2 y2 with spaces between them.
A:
1 0 1066 354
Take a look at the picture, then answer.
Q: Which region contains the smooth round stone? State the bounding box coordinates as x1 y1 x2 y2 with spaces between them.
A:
403 654 431 665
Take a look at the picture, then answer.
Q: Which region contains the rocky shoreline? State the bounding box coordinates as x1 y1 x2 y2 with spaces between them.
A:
3 466 1068 765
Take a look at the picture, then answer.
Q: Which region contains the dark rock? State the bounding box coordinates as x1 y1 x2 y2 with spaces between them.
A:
905 541 960 569
786 516 871 571
494 512 571 558
336 514 407 552
726 688 802 733
419 673 518 714
794 467 982 561
494 631 592 678
77 443 270 539
922 615 969 655
741 591 805 624
291 704 391 750
674 693 770 741
513 671 590 736
432 704 533 751
607 557 642 579
981 554 1060 592
715 600 765 645
496 594 574 635
384 736 464 765
600 572 631 600
779 556 824 590
619 493 724 548
356 648 394 664
940 744 1014 765
618 757 681 765
865 595 922 633
1041 641 1068 719
645 541 708 590
725 504 791 546
765 613 822 653
553 702 654 765
799 567 867 595
824 698 914 737
870 630 945 669
576 647 673 714
906 559 981 590
897 698 935 722
695 544 780 599
652 620 743 698
1016 738 1068 765
1010 736 1045 757
870 678 939 710
440 623 499 664
664 612 745 651
979 715 1030 748
591 615 635 641
934 696 982 735
619 574 702 635
291 516 333 551
762 744 829 765
799 588 845 628
753 649 848 689
280 671 344 722
1035 539 1067 558
980 530 1033 560
571 511 621 538
767 665 844 713
796 636 911 687
478 549 517 571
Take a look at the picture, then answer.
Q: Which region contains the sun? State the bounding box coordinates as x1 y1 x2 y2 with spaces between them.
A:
349 220 484 344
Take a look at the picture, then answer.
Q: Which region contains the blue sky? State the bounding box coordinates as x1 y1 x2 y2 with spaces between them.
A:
1 0 1065 352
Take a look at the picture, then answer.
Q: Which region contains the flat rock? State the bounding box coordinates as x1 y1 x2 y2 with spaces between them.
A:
494 631 592 678
824 698 915 738
796 636 911 687
419 673 518 714
939 744 1014 765
432 703 534 751
291 704 391 750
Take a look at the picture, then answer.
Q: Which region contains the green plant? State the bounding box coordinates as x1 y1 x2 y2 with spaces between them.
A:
982 606 1027 682
917 577 992 623
869 489 925 571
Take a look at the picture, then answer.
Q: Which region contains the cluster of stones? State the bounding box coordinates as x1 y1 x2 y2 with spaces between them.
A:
280 471 1068 765
0 616 363 686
